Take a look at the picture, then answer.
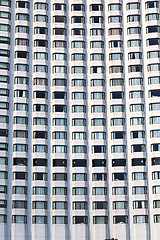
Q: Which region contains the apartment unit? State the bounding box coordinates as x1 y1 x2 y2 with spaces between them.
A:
0 0 160 239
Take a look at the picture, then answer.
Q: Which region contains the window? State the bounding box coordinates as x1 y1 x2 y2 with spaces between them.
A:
92 187 107 195
13 130 28 138
53 159 67 167
13 144 28 152
52 132 67 140
91 118 105 126
72 118 86 126
16 1 29 8
72 159 86 167
154 215 160 223
0 157 7 165
131 131 145 139
52 118 67 126
72 187 87 195
12 215 27 224
109 53 123 61
91 105 105 113
130 104 144 112
72 79 85 87
0 215 6 223
153 172 160 180
0 171 7 179
13 186 27 194
131 144 145 152
109 28 122 35
145 1 159 8
15 64 29 72
32 216 47 224
153 200 160 208
72 173 87 181
0 62 9 70
112 159 126 167
0 37 10 44
72 28 85 36
33 159 47 167
33 118 47 126
53 53 66 61
129 65 142 73
33 104 48 112
71 4 84 11
53 173 67 181
13 172 27 180
0 143 8 151
153 186 160 194
128 52 142 60
13 158 27 166
132 187 147 194
52 145 67 153
34 40 48 47
52 216 67 224
93 202 107 210
0 49 10 57
72 105 86 113
113 216 128 224
146 13 159 21
53 187 67 195
12 201 27 209
72 66 85 74
93 216 108 224
72 92 86 100
113 201 127 209
33 187 47 195
110 105 124 112
34 65 48 73
91 92 105 100
34 3 48 10
15 77 28 85
130 78 143 85
0 75 9 83
33 173 47 181
108 4 121 11
73 202 87 210
92 173 107 181
53 201 67 210
34 15 48 22
132 172 147 180
0 129 8 137
72 132 86 140
152 144 160 151
128 27 141 35
150 103 160 110
111 92 124 99
90 16 103 24
72 53 85 61
54 16 66 23
72 41 85 48
111 145 126 153
130 117 144 125
32 201 47 209
128 15 140 22
112 173 127 181
53 28 66 36
15 26 29 33
109 16 122 23
133 201 148 209
92 159 106 167
111 118 125 126
34 52 48 60
34 91 48 98
127 3 140 9
152 158 160 166
0 115 9 123
90 28 104 36
147 38 160 46
91 41 104 48
73 216 88 224
112 187 127 195
33 131 47 139
128 39 141 47
92 146 106 153
111 132 125 139
53 79 67 86
14 90 28 98
133 215 148 224
132 159 146 166
72 146 87 154
33 145 48 153
0 24 10 32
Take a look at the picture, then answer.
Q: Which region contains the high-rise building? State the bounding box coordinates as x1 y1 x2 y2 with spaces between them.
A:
0 0 160 239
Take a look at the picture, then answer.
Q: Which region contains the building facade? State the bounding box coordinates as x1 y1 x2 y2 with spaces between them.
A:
0 0 160 239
